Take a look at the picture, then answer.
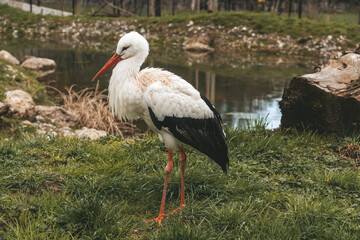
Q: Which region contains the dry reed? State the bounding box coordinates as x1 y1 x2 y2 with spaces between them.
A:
56 83 138 138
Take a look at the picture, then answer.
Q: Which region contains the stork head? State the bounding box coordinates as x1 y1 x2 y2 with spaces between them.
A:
116 31 149 61
92 31 149 81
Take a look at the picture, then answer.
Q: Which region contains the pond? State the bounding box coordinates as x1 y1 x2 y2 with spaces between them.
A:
3 39 321 129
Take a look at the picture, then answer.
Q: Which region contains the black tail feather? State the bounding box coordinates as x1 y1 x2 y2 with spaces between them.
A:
148 105 229 172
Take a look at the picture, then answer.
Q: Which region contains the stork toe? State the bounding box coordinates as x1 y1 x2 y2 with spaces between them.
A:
145 213 169 226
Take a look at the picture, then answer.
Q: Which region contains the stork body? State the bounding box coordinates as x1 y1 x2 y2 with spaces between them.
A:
92 32 229 225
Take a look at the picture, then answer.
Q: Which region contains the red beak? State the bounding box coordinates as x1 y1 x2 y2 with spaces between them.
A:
92 53 123 81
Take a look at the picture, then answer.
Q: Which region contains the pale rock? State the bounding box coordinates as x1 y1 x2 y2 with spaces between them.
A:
59 126 74 137
21 57 56 71
75 127 107 140
0 50 20 65
36 129 47 135
35 105 78 127
35 115 45 122
183 42 214 52
50 131 58 137
41 123 55 129
22 120 32 126
183 36 214 53
3 90 35 120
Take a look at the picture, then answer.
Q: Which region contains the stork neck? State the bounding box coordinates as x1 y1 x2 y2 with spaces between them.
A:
112 58 142 83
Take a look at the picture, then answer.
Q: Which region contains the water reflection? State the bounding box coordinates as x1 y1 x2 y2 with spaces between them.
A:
4 40 321 129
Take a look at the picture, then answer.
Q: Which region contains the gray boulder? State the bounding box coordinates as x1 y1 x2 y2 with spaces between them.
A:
3 90 35 120
0 50 20 65
21 56 56 71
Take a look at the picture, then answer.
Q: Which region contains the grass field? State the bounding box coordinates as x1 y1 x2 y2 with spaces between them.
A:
0 121 360 239
1 4 360 239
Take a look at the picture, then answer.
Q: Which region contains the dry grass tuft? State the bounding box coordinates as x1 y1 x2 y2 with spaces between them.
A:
337 143 360 166
56 84 138 137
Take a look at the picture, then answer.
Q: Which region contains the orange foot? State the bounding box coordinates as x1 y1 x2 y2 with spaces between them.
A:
145 214 168 226
145 207 185 226
167 206 184 215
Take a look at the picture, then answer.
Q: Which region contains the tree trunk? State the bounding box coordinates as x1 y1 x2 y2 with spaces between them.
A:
172 0 175 15
118 0 122 16
288 0 292 17
113 0 116 15
298 0 302 18
150 0 155 16
191 0 196 10
197 0 200 14
279 51 360 134
207 0 217 13
278 0 284 14
155 0 161 16
139 0 145 16
147 0 149 16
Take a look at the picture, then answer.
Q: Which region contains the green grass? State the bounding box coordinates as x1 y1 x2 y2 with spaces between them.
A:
26 2 360 25
307 11 360 25
134 11 360 41
0 122 360 239
1 4 360 238
1 4 360 47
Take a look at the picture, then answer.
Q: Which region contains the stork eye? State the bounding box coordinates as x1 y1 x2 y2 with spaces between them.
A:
122 46 130 52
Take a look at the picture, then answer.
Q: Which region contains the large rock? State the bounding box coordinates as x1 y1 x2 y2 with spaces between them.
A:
21 56 56 71
0 50 20 65
3 90 35 120
75 127 107 140
35 105 78 127
279 51 360 134
183 36 214 53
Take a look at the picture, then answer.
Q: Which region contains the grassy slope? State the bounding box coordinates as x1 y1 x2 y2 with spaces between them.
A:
1 4 360 46
0 59 51 138
0 59 48 104
0 124 360 239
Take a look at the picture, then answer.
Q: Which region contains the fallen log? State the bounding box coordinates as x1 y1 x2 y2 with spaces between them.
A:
279 50 360 134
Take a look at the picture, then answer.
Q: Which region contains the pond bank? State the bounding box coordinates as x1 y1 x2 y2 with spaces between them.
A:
0 54 135 139
1 4 359 57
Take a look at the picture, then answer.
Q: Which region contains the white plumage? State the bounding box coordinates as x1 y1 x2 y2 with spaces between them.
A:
92 31 229 225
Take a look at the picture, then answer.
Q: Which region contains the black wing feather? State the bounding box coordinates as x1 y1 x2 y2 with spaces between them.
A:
148 94 229 172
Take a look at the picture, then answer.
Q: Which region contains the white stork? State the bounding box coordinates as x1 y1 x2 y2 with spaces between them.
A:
92 31 229 225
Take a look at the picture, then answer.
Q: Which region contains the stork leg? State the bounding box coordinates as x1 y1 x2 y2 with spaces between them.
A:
148 148 173 225
166 147 186 215
179 147 186 210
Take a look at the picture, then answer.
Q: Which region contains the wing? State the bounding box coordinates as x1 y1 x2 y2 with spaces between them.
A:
144 80 229 172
